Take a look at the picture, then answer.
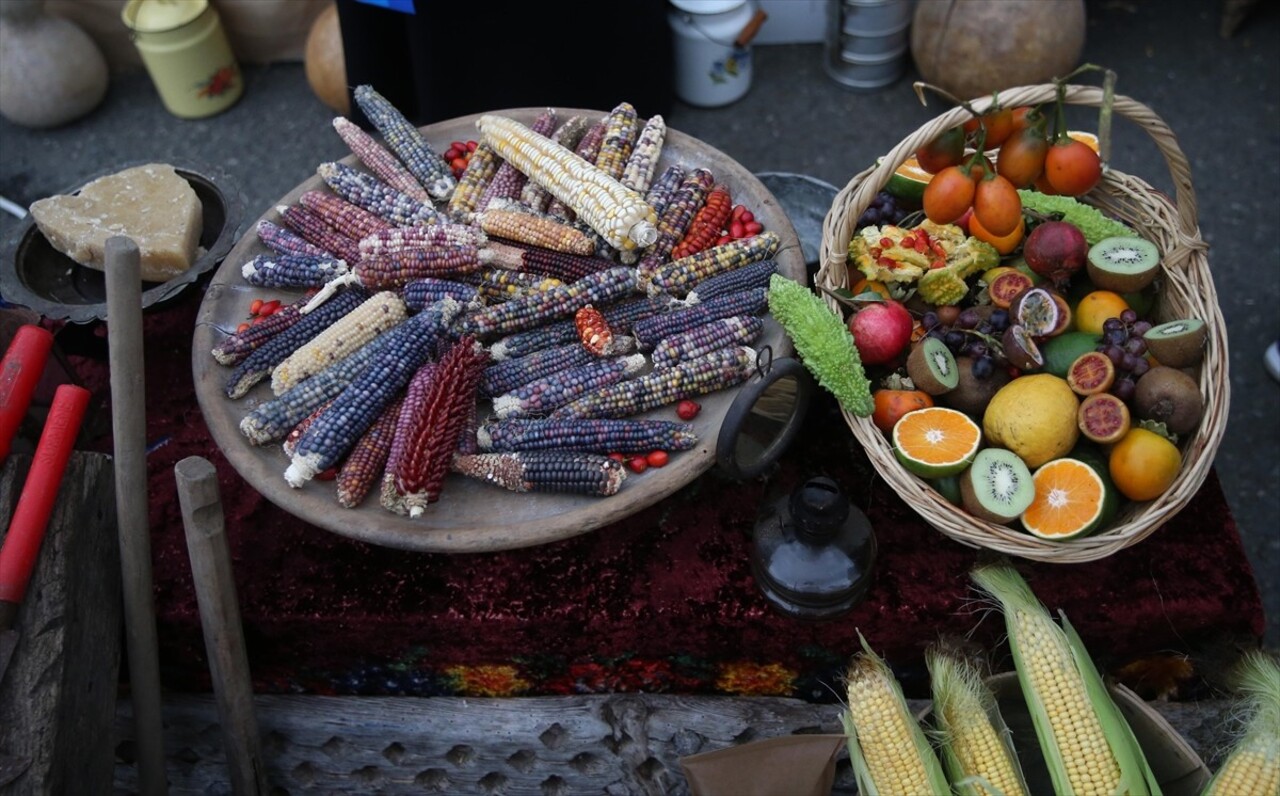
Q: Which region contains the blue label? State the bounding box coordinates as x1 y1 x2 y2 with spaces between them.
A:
353 0 416 13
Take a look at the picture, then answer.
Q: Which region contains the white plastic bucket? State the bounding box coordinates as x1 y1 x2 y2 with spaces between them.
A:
668 0 759 107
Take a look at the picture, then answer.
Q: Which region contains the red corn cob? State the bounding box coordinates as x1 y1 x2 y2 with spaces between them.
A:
575 305 613 356
299 190 392 242
276 203 362 264
671 184 733 260
336 396 403 508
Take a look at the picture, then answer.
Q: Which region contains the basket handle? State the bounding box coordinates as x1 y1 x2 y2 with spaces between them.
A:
820 84 1206 285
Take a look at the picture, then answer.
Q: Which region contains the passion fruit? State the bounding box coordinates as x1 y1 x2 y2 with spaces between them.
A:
1066 351 1117 396
1010 286 1061 337
1001 324 1044 371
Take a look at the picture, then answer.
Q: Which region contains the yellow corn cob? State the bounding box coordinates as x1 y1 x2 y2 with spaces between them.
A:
842 633 952 796
594 101 638 180
1203 651 1279 796
926 648 1029 796
476 114 658 252
269 291 406 395
475 208 597 256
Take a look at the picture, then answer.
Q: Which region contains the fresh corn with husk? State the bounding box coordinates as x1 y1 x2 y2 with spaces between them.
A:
970 562 1162 796
926 647 1030 796
841 633 953 796
1201 650 1279 796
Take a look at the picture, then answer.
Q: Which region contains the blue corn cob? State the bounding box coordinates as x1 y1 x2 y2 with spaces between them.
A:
486 294 671 361
211 293 310 366
632 288 768 351
553 346 758 420
451 451 626 497
473 269 564 304
224 287 369 399
317 161 441 228
332 116 431 203
479 342 597 397
353 84 457 201
492 354 647 419
276 203 362 263
651 315 763 370
457 266 638 338
477 417 698 455
241 253 349 289
644 164 686 220
402 277 479 311
649 232 782 298
256 219 328 258
283 298 461 486
486 321 581 361
281 399 334 459
682 259 779 305
482 240 618 282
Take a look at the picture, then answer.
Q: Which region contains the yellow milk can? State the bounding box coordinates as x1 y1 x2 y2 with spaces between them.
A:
121 0 243 119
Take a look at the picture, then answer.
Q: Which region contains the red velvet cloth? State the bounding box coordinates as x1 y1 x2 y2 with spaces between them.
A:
57 285 1265 702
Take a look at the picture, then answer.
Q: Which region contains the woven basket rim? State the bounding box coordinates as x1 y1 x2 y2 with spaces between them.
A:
815 82 1230 564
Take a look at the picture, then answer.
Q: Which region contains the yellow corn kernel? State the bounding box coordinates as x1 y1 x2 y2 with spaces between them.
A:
1203 650 1279 796
927 649 1028 796
270 291 406 395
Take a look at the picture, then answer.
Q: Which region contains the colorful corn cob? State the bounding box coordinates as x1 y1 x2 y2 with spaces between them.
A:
282 399 333 459
446 142 501 219
520 114 592 212
283 298 461 487
256 219 328 258
553 346 757 420
401 277 479 312
353 84 456 201
488 293 675 360
224 287 369 399
474 207 595 256
457 266 639 338
477 417 697 455
632 288 768 350
351 243 484 290
620 115 666 195
475 270 564 304
358 223 485 257
476 114 658 252
671 183 733 260
683 259 778 305
211 293 309 366
492 354 647 420
479 342 596 397
299 190 392 241
649 231 781 297
392 337 490 516
332 116 432 203
601 294 680 333
379 362 437 513
317 161 441 228
481 240 617 282
644 164 686 220
637 168 715 279
487 322 582 361
594 102 639 180
544 120 606 223
270 290 407 395
574 304 613 355
335 396 403 509
242 253 349 289
276 203 362 264
476 108 557 212
651 315 763 370
451 451 626 497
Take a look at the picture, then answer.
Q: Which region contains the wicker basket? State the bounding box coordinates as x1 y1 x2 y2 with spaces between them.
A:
816 83 1230 563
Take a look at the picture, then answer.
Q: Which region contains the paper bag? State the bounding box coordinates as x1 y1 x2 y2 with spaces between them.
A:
679 733 846 796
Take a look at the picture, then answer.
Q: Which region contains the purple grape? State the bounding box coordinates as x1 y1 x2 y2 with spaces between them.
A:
859 208 881 226
977 322 993 335
944 330 965 350
1104 329 1128 346
1124 337 1147 356
956 309 980 329
1120 309 1138 325
971 356 995 379
1104 346 1126 366
967 342 989 359
1131 358 1150 377
921 311 939 330
1113 378 1136 402
1131 321 1153 337
989 309 1010 330
1103 318 1123 333
1121 353 1143 372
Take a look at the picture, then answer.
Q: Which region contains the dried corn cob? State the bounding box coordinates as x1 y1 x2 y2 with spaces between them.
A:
521 114 592 212
487 322 582 361
1202 651 1279 796
335 396 403 508
926 647 1030 796
451 451 626 497
544 117 601 223
481 240 617 282
650 231 781 298
620 115 666 195
671 183 732 260
477 114 657 252
402 277 479 311
478 417 696 455
242 253 349 289
553 346 756 420
650 315 763 370
457 266 639 338
683 258 778 305
354 243 484 289
489 294 672 360
317 161 441 228
474 208 596 256
970 562 1162 796
256 219 328 258
358 223 485 258
841 633 952 796
594 102 639 180
392 337 490 516
353 84 456 201
602 294 680 333
632 288 767 350
282 399 334 459
477 108 557 212
283 298 461 487
380 362 437 513
446 142 501 219
270 290 406 395
637 168 715 281
644 164 686 220
299 190 392 241
332 116 432 203
479 342 598 397
225 287 369 399
276 203 362 264
492 354 646 420
575 304 613 355
475 270 564 304
212 293 309 366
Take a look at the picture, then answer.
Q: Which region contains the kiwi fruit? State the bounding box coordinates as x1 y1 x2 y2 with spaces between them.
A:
907 337 959 395
959 448 1035 524
1133 366 1203 434
1143 318 1207 368
1087 236 1161 293
940 356 1011 417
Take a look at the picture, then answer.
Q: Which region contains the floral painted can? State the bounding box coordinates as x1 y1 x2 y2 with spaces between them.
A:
668 0 759 108
122 0 242 119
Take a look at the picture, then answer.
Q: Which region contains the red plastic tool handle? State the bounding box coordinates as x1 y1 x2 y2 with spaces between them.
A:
0 325 54 464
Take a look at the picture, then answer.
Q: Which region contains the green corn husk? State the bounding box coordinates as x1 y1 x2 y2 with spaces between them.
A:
1201 650 1280 796
971 562 1162 796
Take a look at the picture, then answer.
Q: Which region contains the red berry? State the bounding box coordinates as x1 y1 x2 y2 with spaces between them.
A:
450 157 468 172
627 456 649 474
645 450 669 468
249 298 264 315
259 299 281 316
676 399 701 421
731 204 746 220
444 147 461 160
450 140 466 151
236 322 250 333
714 235 731 246
607 452 625 462
314 467 338 481
744 221 763 235
729 221 745 238
739 209 754 224
466 140 478 151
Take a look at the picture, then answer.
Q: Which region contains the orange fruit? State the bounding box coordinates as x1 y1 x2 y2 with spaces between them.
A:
1068 130 1100 152
892 406 982 478
968 210 1025 255
1074 290 1131 336
1021 458 1110 540
1109 428 1181 501
850 277 892 300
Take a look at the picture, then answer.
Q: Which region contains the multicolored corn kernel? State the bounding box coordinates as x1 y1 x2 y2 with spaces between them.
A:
476 108 557 212
353 84 456 201
355 243 484 289
241 253 349 289
358 223 485 258
620 114 666 195
479 341 597 397
457 266 639 338
650 315 763 370
299 189 393 241
335 396 403 509
475 208 596 256
683 259 778 305
446 142 501 219
474 269 564 304
486 321 582 361
481 240 617 282
575 304 613 355
520 114 593 213
632 288 768 350
282 399 334 459
256 218 328 258
276 203 362 264
380 361 437 514
594 102 639 180
649 231 782 297
637 168 716 280
270 290 407 395
671 183 733 260
451 451 626 497
401 277 479 312
491 354 646 420
317 161 441 228
644 164 686 220
477 416 697 456
332 116 432 203
212 293 310 366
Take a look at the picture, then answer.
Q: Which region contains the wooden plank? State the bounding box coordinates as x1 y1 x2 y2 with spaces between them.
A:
0 452 120 795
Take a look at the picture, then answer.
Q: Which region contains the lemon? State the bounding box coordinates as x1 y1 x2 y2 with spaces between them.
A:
982 375 1080 468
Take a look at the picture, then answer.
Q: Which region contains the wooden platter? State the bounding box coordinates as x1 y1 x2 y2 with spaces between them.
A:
191 107 806 553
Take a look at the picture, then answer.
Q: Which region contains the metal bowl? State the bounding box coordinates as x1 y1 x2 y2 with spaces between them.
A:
0 160 244 324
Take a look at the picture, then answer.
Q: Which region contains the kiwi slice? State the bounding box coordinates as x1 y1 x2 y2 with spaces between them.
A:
907 337 959 395
1086 236 1161 293
1143 318 1207 368
959 448 1035 524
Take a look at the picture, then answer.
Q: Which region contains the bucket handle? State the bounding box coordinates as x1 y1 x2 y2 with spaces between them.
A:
682 7 767 49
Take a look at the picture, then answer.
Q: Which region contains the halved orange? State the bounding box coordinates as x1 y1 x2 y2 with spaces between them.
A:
892 407 982 478
1020 458 1109 540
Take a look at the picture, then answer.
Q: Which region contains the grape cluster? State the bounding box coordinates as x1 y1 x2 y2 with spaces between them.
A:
856 191 911 229
1097 309 1153 401
921 306 1013 379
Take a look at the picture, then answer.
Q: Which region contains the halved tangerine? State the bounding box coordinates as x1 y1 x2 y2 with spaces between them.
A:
891 406 982 478
1020 458 1109 540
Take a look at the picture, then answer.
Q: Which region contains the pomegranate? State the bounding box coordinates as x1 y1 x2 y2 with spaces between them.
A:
1023 220 1088 286
848 300 914 365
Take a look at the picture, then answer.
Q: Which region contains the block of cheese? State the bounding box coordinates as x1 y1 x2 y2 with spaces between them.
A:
29 163 203 283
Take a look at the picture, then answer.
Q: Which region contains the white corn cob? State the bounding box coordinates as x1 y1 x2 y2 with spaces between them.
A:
269 291 406 395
